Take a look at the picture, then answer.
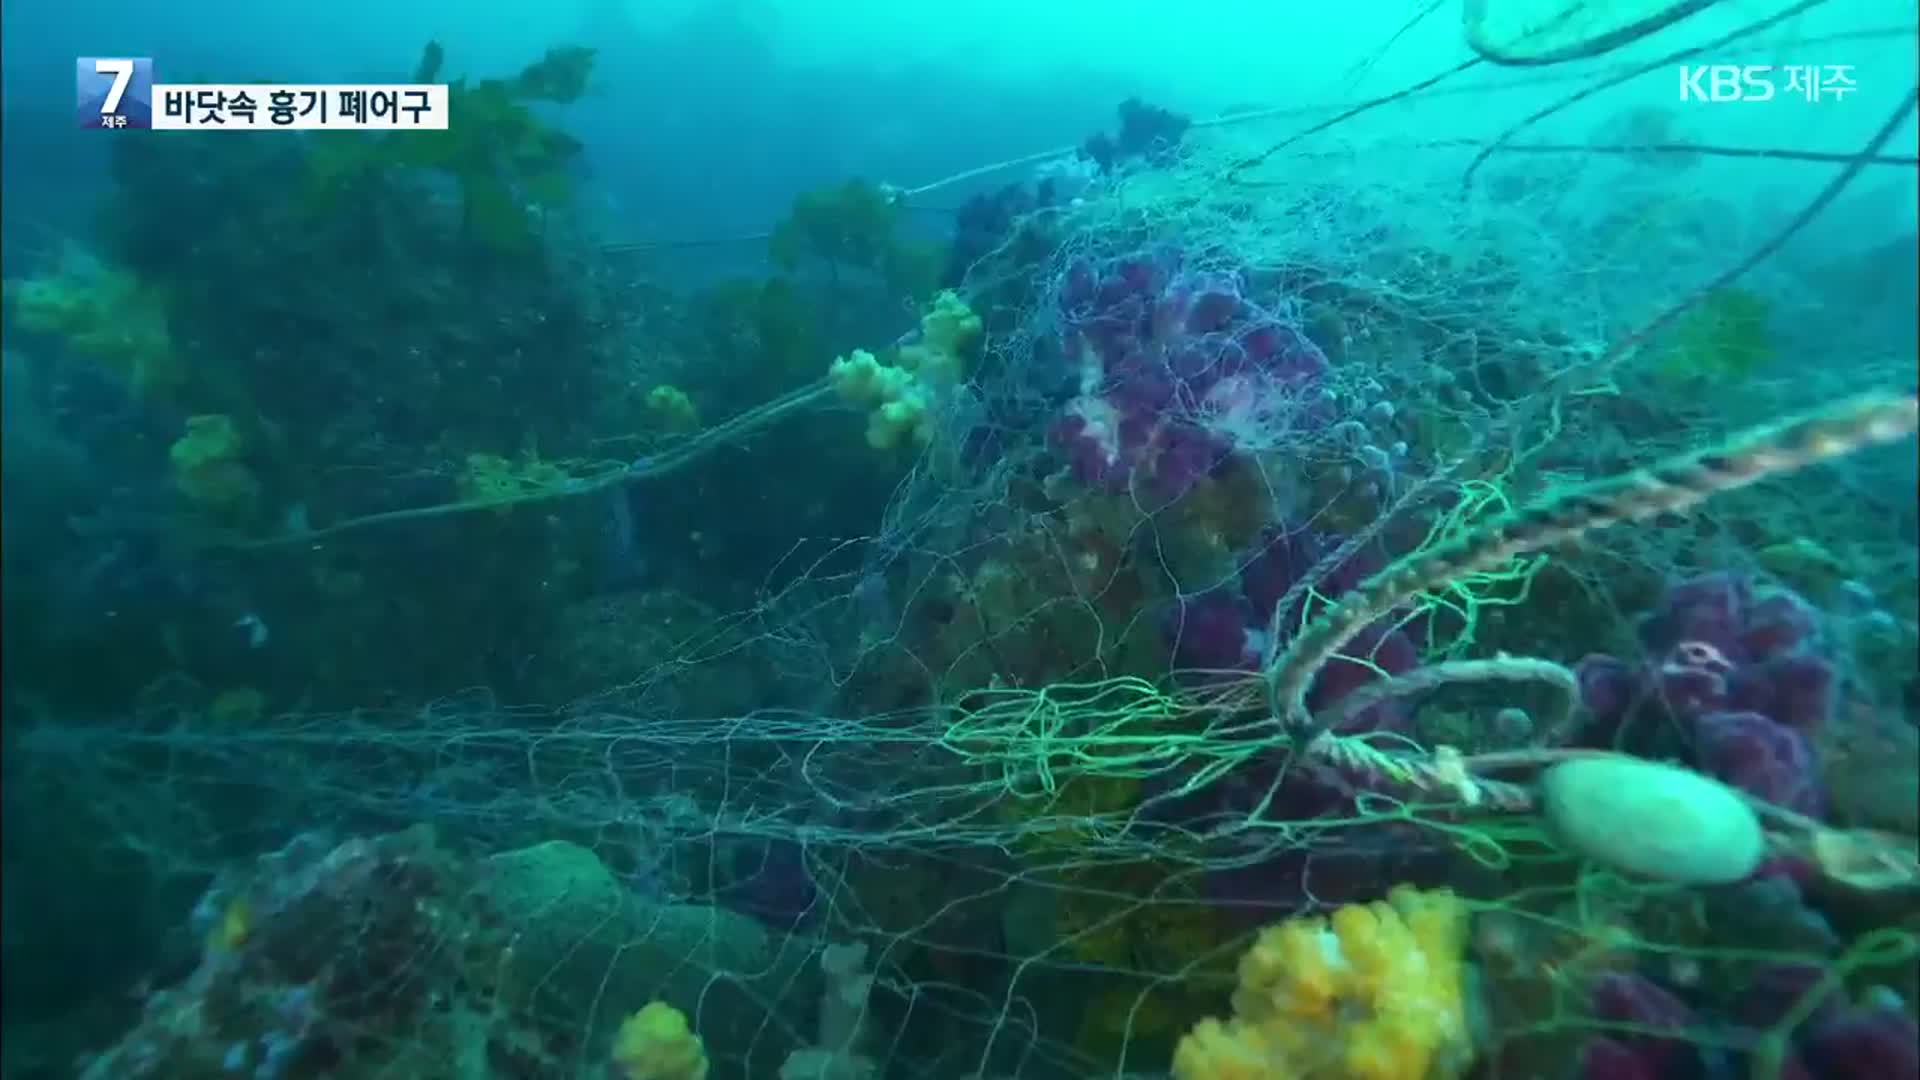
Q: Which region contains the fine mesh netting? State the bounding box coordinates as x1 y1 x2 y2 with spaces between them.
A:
10 3 1919 1079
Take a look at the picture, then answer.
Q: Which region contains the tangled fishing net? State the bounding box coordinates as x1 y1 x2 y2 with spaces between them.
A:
10 2 1919 1078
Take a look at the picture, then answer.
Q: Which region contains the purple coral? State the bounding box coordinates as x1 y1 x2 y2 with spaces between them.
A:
1580 968 1920 1080
1049 254 1331 504
1578 1036 1664 1080
1577 653 1641 721
1631 572 1837 733
715 836 819 932
1575 572 1838 817
1695 710 1824 816
1243 525 1418 729
1166 524 1417 730
1167 589 1263 672
1737 963 1841 1030
1588 971 1699 1074
1240 523 1377 619
1575 950 1916 1080
1803 1002 1920 1080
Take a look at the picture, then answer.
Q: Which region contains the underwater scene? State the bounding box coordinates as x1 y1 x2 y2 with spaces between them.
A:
2 1 1918 1078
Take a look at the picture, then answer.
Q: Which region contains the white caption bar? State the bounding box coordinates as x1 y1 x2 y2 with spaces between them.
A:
151 84 449 130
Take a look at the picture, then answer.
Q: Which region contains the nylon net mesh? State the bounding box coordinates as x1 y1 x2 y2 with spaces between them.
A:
11 3 1918 1079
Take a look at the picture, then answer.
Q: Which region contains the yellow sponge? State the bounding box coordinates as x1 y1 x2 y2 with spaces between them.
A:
646 384 702 434
1172 886 1474 1080
611 1001 709 1080
169 413 261 516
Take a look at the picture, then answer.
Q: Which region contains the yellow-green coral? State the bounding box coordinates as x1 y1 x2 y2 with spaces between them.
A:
646 384 702 434
1756 537 1847 602
206 895 252 953
828 348 928 449
1650 286 1775 385
899 289 983 378
610 1001 708 1080
1172 886 1474 1080
1046 852 1240 1071
455 451 577 506
1052 861 1232 976
1002 772 1142 859
209 687 268 727
827 290 982 450
6 249 180 395
169 414 261 515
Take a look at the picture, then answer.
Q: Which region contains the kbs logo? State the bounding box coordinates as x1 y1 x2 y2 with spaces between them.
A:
1678 65 1775 102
